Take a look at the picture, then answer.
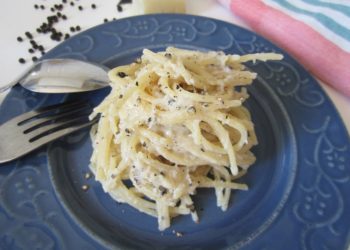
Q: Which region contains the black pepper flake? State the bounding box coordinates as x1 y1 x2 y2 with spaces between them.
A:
104 18 108 23
18 58 26 64
70 26 76 32
17 36 23 42
176 85 180 89
117 4 122 12
64 33 70 40
76 25 81 31
117 72 127 78
142 142 147 147
78 5 83 11
159 186 167 195
34 4 39 9
135 81 139 86
62 15 67 20
32 56 38 62
70 2 75 6
119 94 123 99
28 48 34 53
40 5 45 10
91 3 96 9
168 99 176 105
125 128 131 134
147 117 152 123
200 148 205 152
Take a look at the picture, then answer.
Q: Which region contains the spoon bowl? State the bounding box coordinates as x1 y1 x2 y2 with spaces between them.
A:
1 59 110 93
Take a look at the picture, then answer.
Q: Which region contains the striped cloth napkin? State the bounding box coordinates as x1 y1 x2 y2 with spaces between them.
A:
217 0 350 97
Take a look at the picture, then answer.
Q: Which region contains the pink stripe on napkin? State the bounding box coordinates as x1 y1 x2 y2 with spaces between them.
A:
219 0 350 97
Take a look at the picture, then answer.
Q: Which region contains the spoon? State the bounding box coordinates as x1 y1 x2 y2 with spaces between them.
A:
0 59 110 93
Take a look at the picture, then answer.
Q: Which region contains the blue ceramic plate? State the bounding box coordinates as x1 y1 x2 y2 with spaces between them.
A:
0 14 349 250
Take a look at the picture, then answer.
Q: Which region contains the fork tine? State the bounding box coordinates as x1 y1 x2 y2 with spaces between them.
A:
21 102 91 133
13 100 86 125
29 117 98 149
28 113 91 141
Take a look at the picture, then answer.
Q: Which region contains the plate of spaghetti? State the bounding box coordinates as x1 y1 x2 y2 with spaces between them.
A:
1 14 349 250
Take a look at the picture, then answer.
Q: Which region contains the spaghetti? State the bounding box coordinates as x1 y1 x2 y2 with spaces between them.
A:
89 47 283 230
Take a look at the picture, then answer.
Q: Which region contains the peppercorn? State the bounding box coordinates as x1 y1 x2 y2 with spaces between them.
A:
25 32 33 39
18 58 26 64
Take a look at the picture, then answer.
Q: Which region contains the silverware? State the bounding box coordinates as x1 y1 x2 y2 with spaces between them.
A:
0 59 110 94
0 100 98 164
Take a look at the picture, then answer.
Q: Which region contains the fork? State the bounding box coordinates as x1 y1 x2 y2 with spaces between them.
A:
0 100 98 164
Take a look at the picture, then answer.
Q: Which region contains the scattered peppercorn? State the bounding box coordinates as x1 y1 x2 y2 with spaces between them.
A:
40 5 45 10
34 4 39 9
18 58 26 64
16 36 23 42
28 48 34 53
76 25 81 31
78 5 83 11
70 26 76 32
91 3 96 9
104 18 108 23
32 56 38 62
25 31 33 39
